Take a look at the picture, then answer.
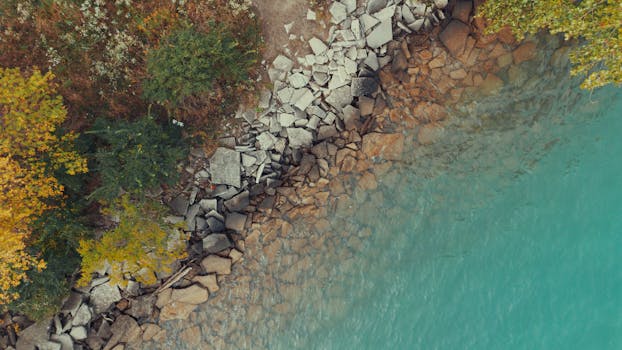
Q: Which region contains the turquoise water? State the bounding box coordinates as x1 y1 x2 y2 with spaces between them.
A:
273 86 622 350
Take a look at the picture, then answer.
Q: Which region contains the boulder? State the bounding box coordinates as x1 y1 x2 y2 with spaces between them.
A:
224 191 249 211
125 294 155 320
159 302 198 321
366 19 393 49
362 133 405 160
329 1 347 23
15 320 52 350
287 128 314 148
192 274 220 293
202 234 232 254
140 324 162 342
90 282 122 314
171 285 209 305
439 20 470 58
104 315 141 350
308 37 328 55
60 292 82 316
351 77 378 97
209 148 241 188
71 304 92 327
367 0 388 14
201 255 232 275
452 0 472 23
69 327 87 341
225 212 247 232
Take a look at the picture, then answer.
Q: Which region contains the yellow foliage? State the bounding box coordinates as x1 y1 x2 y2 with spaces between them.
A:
77 196 187 288
477 0 621 89
0 68 87 305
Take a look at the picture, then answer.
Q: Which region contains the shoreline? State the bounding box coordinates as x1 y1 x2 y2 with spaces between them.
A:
7 0 572 349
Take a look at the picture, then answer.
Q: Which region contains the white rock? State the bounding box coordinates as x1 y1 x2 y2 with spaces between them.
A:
434 0 448 9
366 19 393 49
360 13 380 33
351 19 363 40
71 304 91 327
364 51 380 70
278 113 296 127
329 2 347 23
257 132 277 150
307 9 317 21
367 0 388 14
342 0 356 13
287 128 314 148
402 5 415 23
284 21 294 34
309 37 328 56
273 55 293 73
70 326 88 341
292 88 315 111
408 18 425 31
288 73 310 88
375 5 396 21
344 58 357 75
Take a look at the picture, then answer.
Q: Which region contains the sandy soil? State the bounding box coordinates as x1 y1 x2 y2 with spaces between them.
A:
251 0 329 64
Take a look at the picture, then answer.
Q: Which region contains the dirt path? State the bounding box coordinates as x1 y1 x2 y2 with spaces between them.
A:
251 0 328 63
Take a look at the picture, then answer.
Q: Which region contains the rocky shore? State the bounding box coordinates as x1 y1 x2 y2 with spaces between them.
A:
5 0 571 349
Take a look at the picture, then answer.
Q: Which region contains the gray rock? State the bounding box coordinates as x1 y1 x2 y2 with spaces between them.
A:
126 294 155 320
363 51 380 71
258 90 272 109
90 282 122 314
15 319 51 350
342 105 361 130
308 37 328 56
278 113 296 127
206 216 225 232
70 327 88 341
408 18 425 32
48 334 72 350
273 55 293 72
202 234 232 254
366 19 393 49
257 132 278 150
209 148 241 188
351 77 379 97
367 0 387 14
287 128 314 148
375 5 396 21
36 341 61 350
359 96 375 116
360 13 380 32
71 304 91 327
185 204 201 230
225 212 247 232
224 191 249 211
169 195 189 216
292 88 315 111
60 291 82 316
329 2 347 23
198 199 218 212
342 0 356 13
107 315 141 348
288 73 309 88
317 125 339 140
325 85 353 111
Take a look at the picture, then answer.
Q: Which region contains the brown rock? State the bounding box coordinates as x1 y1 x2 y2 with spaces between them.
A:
497 26 516 45
104 315 141 350
358 172 378 190
155 288 172 309
140 323 162 342
512 41 537 64
200 255 232 275
228 248 244 263
428 56 445 69
449 68 467 80
497 52 513 68
480 73 504 94
159 301 198 321
192 274 219 293
171 285 208 305
180 326 202 348
418 125 444 145
439 20 470 58
452 0 473 24
362 133 405 161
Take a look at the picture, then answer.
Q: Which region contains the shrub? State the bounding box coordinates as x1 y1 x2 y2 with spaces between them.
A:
77 196 187 287
477 0 621 89
142 23 260 107
0 67 87 306
86 116 187 201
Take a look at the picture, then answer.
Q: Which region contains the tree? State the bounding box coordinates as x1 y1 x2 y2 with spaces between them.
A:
0 68 87 305
77 196 187 288
87 116 187 201
477 0 621 89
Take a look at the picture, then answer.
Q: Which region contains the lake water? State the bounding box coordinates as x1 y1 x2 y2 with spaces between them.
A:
270 84 622 350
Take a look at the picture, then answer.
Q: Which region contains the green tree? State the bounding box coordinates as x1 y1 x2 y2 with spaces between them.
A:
477 0 621 89
87 116 187 201
142 23 260 106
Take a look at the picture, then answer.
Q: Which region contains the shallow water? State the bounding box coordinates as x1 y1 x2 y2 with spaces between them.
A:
145 39 622 349
267 85 622 350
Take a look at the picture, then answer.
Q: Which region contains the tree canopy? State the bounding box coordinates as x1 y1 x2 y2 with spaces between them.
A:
477 0 621 89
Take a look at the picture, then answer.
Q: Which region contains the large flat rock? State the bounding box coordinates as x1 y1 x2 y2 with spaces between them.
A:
362 133 405 160
366 19 393 49
439 20 470 58
209 148 241 188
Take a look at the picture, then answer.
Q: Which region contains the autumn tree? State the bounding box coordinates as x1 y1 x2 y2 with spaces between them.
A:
477 0 621 89
77 195 187 288
0 68 87 305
